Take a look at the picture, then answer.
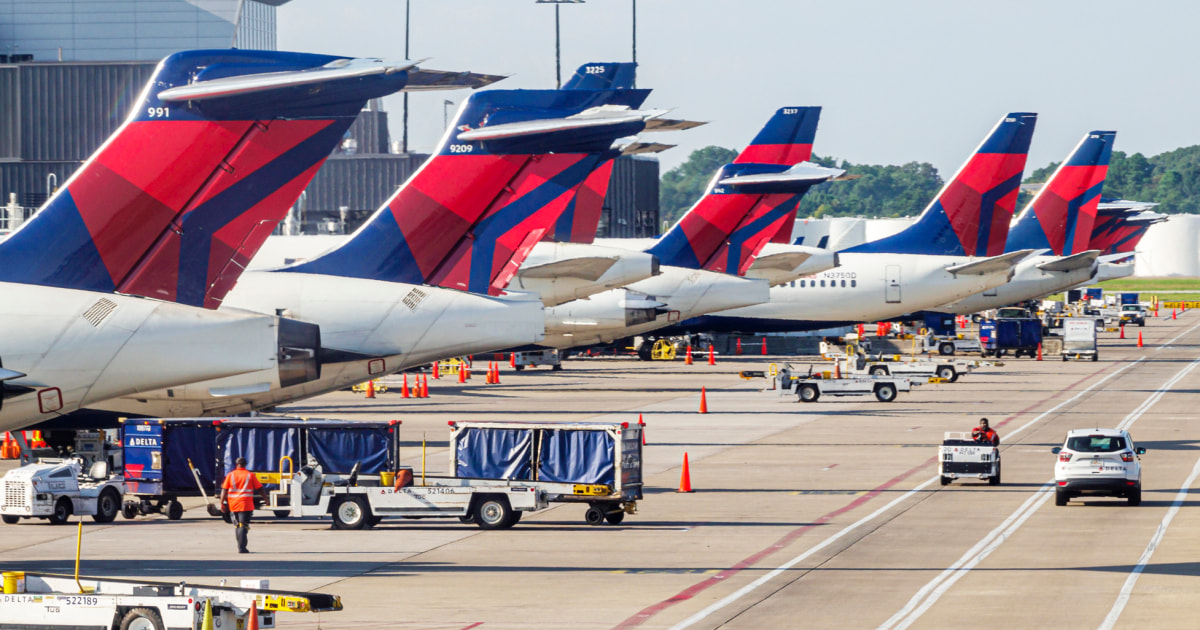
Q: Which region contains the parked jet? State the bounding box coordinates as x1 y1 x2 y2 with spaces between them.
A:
0 48 463 431
930 130 1114 314
679 112 1038 333
94 77 672 417
538 107 844 350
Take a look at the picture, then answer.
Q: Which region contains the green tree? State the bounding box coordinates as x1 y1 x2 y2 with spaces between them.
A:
797 158 943 218
658 146 738 226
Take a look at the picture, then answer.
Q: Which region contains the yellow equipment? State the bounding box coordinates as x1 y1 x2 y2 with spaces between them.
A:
650 338 677 361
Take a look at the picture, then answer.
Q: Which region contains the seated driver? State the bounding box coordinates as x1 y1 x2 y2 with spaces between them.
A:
972 417 999 446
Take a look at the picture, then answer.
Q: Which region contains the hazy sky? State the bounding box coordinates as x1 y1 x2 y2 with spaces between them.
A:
279 0 1200 176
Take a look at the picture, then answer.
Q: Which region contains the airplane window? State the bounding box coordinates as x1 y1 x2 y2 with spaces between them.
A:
820 280 826 287
841 280 846 287
851 280 857 288
800 280 805 288
790 281 795 288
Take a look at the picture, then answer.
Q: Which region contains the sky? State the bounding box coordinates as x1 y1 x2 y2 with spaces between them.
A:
278 0 1200 177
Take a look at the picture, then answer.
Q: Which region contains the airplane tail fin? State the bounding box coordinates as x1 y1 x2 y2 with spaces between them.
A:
1006 131 1115 255
563 62 637 90
286 85 662 295
846 112 1037 257
1089 206 1167 255
734 106 821 165
0 50 492 308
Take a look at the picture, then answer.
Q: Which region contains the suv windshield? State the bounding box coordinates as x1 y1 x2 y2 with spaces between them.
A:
1066 436 1127 452
1122 305 1140 311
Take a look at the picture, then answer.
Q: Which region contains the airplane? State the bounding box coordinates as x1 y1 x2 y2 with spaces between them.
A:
1088 200 1166 281
675 112 1039 334
91 71 676 417
0 49 478 432
537 106 845 351
928 130 1115 315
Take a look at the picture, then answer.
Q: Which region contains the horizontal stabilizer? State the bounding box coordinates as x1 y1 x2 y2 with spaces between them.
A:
642 118 707 132
946 249 1033 276
718 162 845 187
0 368 26 382
1099 252 1139 264
519 256 618 281
619 295 668 310
1036 250 1099 272
621 141 674 155
457 105 668 141
750 250 813 270
1098 199 1160 212
159 57 425 101
401 68 507 91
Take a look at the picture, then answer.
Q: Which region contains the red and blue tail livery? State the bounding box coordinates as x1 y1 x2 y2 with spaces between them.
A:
1090 202 1166 255
0 50 464 308
848 112 1037 257
286 84 660 295
1006 131 1115 255
734 106 820 166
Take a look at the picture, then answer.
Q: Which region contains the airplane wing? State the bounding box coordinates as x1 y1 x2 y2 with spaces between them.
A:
642 118 707 132
1098 252 1139 264
400 69 507 91
159 57 427 102
1036 250 1099 272
750 251 814 270
457 106 669 141
519 257 619 281
718 162 846 187
946 249 1033 275
621 142 675 155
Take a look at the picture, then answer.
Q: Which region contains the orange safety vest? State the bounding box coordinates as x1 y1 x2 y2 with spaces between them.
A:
222 468 262 513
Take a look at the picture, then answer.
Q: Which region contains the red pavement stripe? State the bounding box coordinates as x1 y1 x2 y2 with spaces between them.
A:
613 360 1123 629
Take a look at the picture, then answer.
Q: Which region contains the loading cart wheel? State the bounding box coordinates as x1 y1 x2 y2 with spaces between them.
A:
122 502 139 520
869 366 889 376
604 507 625 525
1 515 18 524
584 505 606 526
119 607 165 630
940 476 951 486
474 495 516 530
936 365 956 381
92 488 121 523
331 496 371 530
458 513 477 524
874 383 898 403
989 462 1001 486
273 510 291 519
798 383 820 403
939 342 955 356
48 497 73 525
166 500 184 521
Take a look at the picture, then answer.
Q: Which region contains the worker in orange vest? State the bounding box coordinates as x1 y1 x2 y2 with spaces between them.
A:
972 418 1000 446
220 457 266 554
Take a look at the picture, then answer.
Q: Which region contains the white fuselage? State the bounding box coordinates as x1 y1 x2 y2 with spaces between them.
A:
937 255 1098 315
0 283 289 432
712 253 1013 324
541 267 771 348
592 238 838 286
93 271 544 417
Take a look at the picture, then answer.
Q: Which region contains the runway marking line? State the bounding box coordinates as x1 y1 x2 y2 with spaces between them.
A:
613 357 1132 630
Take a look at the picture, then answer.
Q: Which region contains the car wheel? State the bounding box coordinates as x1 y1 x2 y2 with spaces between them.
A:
474 495 514 530
1 515 18 524
331 496 371 530
119 607 165 630
1092 354 1098 362
798 383 820 403
1128 485 1142 506
937 366 956 381
48 497 73 525
1055 487 1068 506
92 488 121 523
939 343 955 356
940 476 951 486
513 364 525 371
869 366 889 376
874 383 897 402
989 464 1001 486
458 513 477 524
122 502 139 520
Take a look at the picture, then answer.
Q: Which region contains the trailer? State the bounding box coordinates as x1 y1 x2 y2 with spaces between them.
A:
0 458 124 525
828 339 972 382
512 349 563 370
979 317 1042 358
1061 317 1099 361
775 364 919 403
0 572 339 629
121 419 220 520
261 420 643 529
938 431 1001 485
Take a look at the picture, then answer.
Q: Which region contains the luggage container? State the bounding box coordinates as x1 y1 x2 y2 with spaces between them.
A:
979 317 1042 358
1061 317 1099 361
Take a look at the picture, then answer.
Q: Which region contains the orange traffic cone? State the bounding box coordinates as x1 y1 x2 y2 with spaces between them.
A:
422 374 430 398
677 453 693 493
857 323 865 337
1037 342 1043 361
685 345 693 365
366 379 376 399
1173 309 1177 320
707 344 716 365
432 361 440 379
246 600 259 630
699 387 708 414
1138 331 1144 348
401 374 410 398
464 364 471 380
761 337 768 355
735 338 743 355
458 364 466 384
1120 324 1125 339
493 363 501 385
834 361 841 379
510 353 516 368
638 413 646 445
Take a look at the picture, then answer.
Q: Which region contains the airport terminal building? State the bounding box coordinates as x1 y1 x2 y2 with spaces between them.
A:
0 0 659 236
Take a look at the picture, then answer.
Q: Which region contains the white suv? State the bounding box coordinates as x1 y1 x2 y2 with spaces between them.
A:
1052 428 1145 506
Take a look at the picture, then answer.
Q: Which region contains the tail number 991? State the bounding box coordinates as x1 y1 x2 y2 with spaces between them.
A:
147 107 170 118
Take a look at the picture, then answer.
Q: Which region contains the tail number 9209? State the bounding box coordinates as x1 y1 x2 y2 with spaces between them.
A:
449 144 474 153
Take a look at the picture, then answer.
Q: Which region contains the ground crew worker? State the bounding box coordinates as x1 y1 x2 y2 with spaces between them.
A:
220 457 267 554
972 417 1000 446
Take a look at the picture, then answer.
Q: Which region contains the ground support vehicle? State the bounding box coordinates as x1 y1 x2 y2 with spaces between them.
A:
979 317 1042 358
265 420 643 529
512 349 563 371
938 432 1000 485
0 572 339 629
120 419 221 520
0 458 124 525
922 334 983 356
774 365 918 403
826 339 972 382
1052 428 1145 506
1061 317 1098 361
1120 304 1146 326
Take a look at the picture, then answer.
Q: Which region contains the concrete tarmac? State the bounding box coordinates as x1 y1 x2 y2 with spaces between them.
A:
2 315 1199 629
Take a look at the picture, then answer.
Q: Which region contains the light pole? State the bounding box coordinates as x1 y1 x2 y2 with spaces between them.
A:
443 100 455 130
536 0 585 89
402 0 410 153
